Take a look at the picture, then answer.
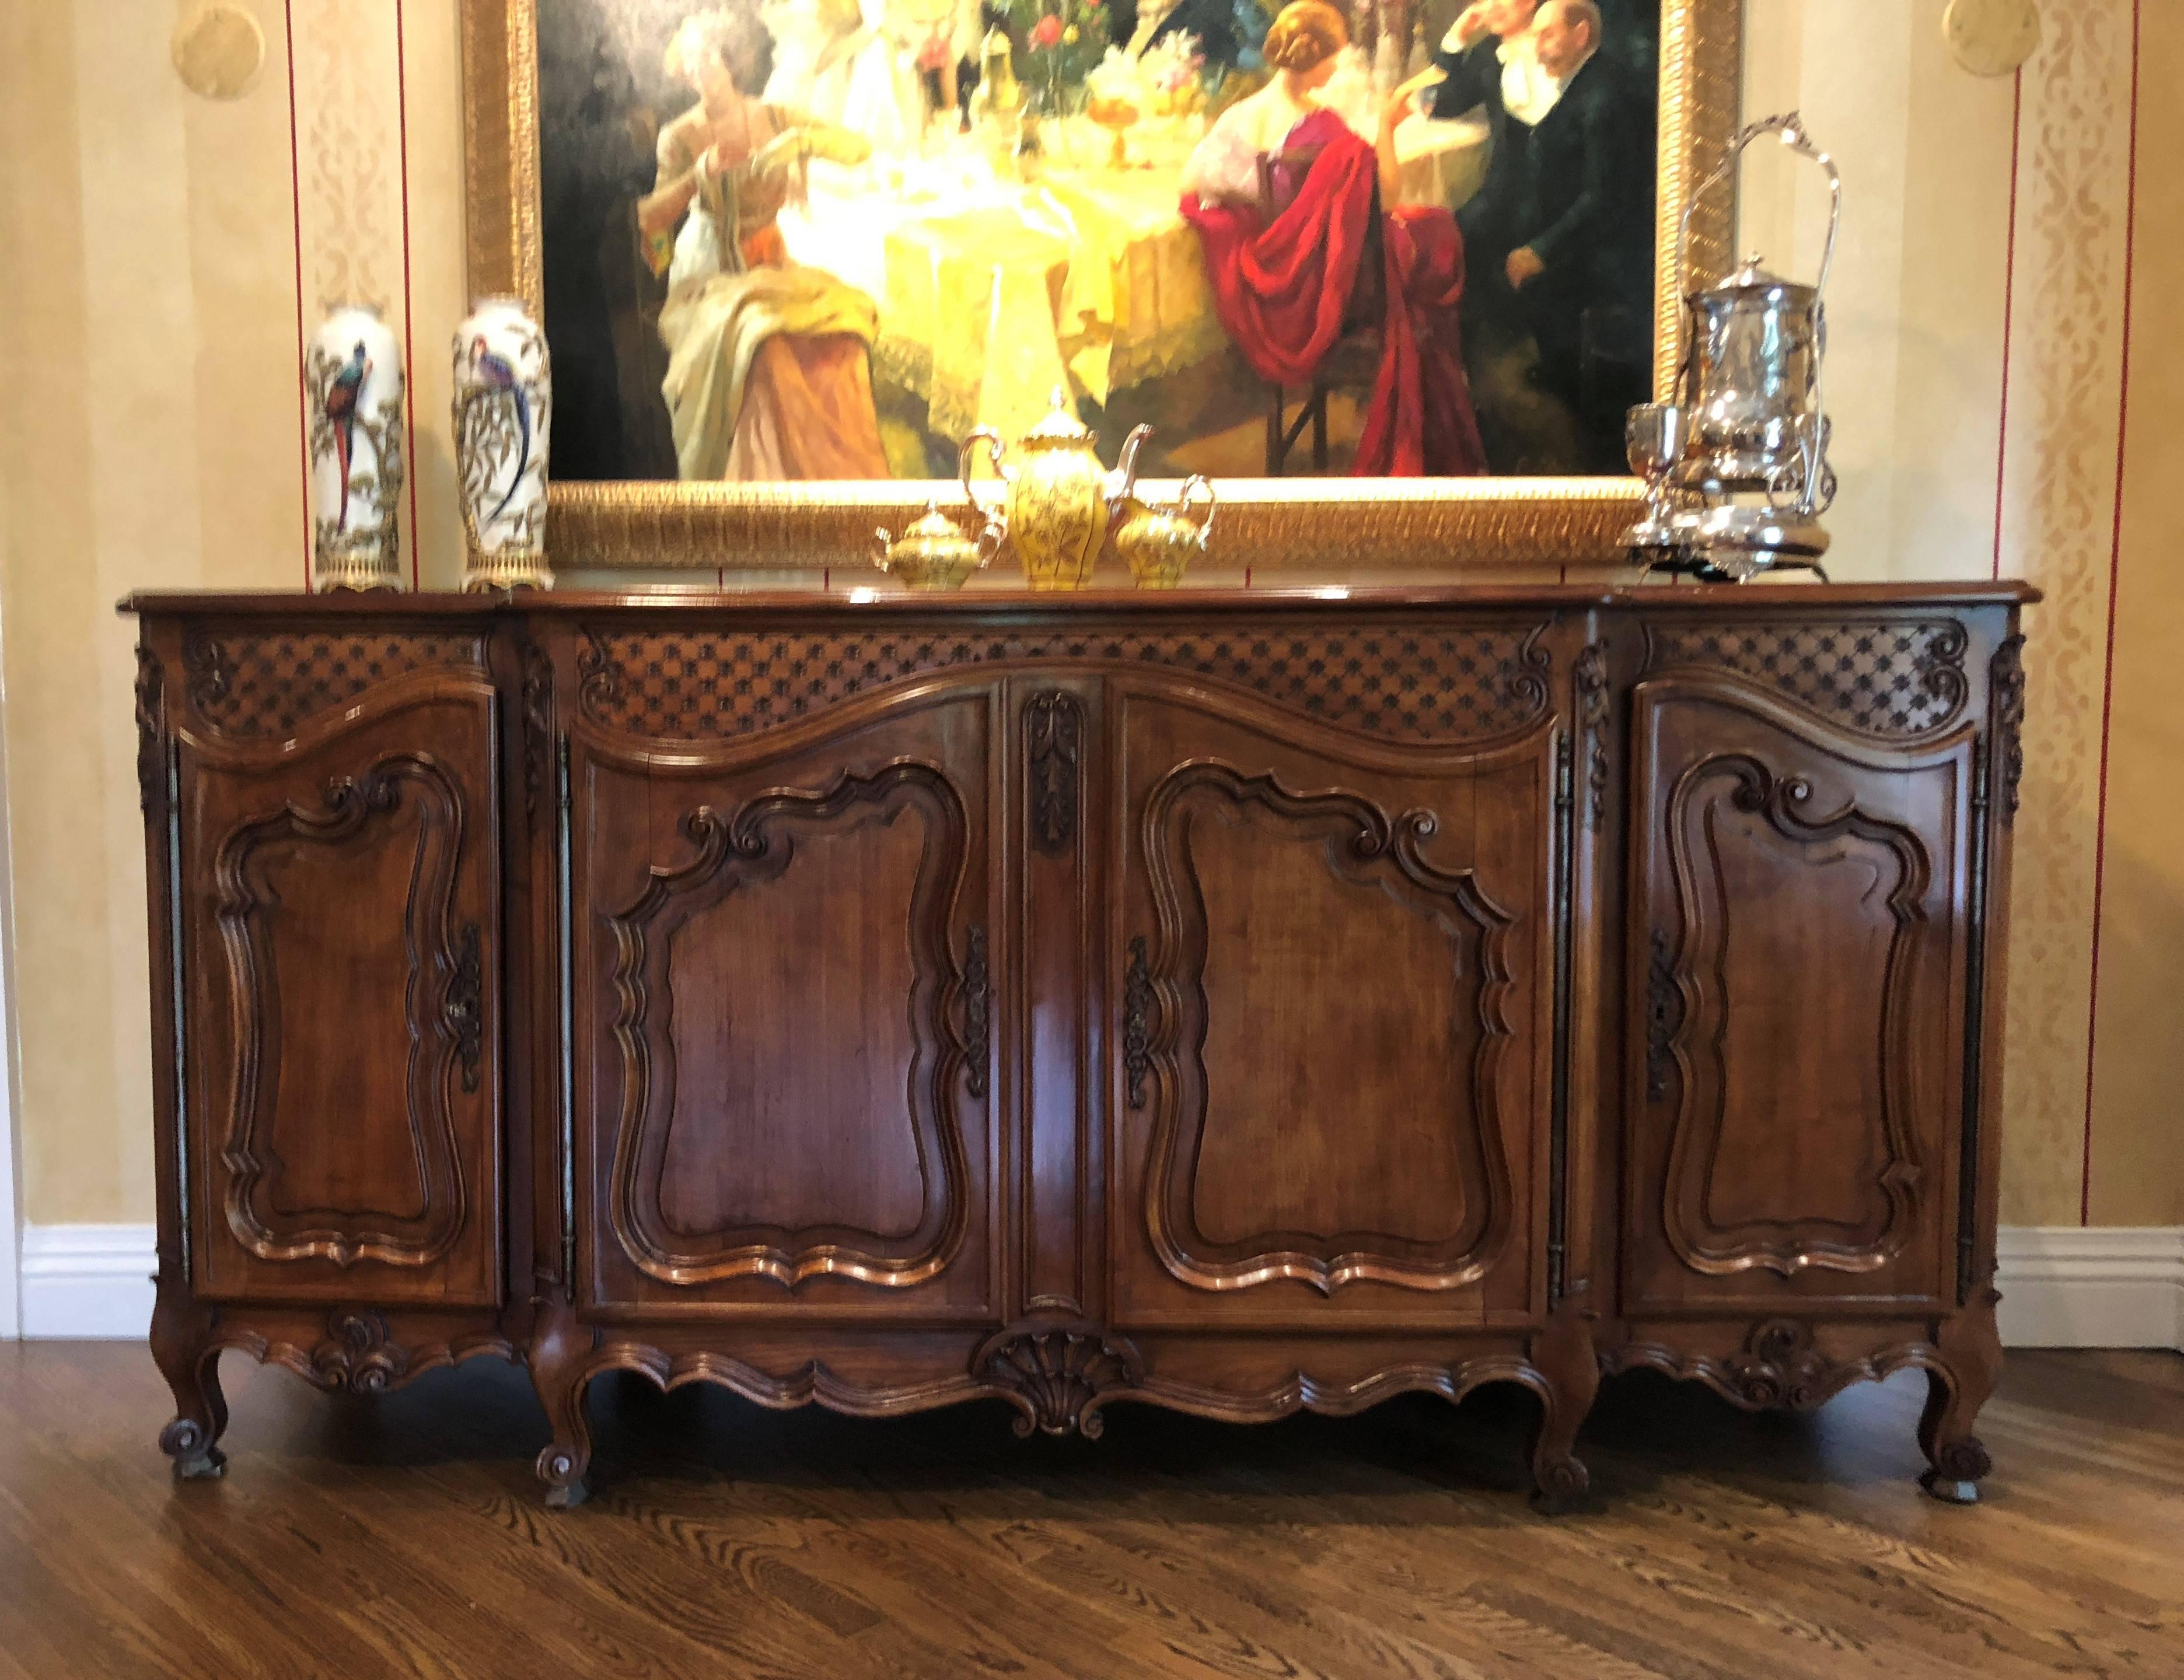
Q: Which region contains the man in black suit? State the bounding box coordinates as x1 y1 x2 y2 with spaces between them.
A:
1403 0 1650 468
1417 0 1544 273
1498 0 1654 464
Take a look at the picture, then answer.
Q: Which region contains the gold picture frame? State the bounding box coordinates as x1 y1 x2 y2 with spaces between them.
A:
460 0 1741 573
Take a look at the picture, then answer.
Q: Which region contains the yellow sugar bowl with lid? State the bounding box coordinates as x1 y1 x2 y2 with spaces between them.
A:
872 497 1001 592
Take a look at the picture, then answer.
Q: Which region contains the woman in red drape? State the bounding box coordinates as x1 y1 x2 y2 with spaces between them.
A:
1179 1 1486 476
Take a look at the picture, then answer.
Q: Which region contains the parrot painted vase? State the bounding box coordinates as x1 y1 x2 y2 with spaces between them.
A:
308 304 404 591
453 295 553 589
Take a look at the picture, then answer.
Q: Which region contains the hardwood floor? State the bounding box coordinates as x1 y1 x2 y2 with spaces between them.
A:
1 1344 2178 1679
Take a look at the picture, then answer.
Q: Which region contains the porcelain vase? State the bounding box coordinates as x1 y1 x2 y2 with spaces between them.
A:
307 304 404 591
453 295 553 589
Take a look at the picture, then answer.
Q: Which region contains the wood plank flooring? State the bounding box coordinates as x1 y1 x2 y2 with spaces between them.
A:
1 1343 2178 1679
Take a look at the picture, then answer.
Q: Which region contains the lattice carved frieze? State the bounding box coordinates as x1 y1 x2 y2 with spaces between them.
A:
575 626 1553 743
181 629 488 740
1641 620 1969 737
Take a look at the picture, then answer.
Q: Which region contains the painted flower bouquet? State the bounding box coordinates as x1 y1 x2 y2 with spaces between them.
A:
1001 0 1113 111
1136 29 1207 114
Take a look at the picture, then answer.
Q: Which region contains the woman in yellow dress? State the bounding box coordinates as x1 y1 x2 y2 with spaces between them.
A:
639 5 893 480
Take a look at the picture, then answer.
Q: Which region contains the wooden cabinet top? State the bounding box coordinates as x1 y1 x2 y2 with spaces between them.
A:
120 582 2039 620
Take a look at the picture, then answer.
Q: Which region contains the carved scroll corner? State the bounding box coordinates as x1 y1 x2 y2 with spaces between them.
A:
309 1310 410 1394
1989 633 2025 824
134 645 166 817
182 627 230 712
1509 620 1556 722
1574 640 1610 825
575 625 621 721
1916 620 1972 719
519 633 555 826
1722 1318 1907 1413
978 1324 1144 1439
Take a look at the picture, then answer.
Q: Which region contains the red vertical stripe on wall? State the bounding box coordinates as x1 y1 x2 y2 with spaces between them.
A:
2080 0 2144 1227
284 0 309 589
1991 71 2022 581
394 0 422 591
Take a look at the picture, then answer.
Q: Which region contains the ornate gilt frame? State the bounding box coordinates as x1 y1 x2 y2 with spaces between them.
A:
460 0 1740 572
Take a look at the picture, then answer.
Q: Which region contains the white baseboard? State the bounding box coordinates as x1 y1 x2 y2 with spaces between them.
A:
12 1223 2184 1350
1993 1225 2184 1351
20 1224 155 1339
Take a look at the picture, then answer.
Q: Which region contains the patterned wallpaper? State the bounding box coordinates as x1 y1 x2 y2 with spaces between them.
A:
0 0 2174 1225
1993 0 2152 1224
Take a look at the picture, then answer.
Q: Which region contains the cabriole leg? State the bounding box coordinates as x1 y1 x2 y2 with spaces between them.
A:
150 1278 228 1480
1527 1304 1599 1513
529 1294 596 1509
1918 1290 2002 1504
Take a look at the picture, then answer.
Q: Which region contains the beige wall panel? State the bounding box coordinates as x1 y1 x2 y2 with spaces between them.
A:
1994 0 2137 1227
404 0 479 591
293 0 419 583
189 4 309 589
1 4 104 1223
1886 2 2017 581
2086 0 2184 1228
1739 0 2014 585
2 2 208 1225
79 3 206 1230
1740 0 1912 582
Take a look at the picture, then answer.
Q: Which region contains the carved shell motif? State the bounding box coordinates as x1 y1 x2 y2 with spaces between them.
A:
980 1328 1141 1438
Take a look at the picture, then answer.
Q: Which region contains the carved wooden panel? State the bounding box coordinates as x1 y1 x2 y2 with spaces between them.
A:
576 689 996 1313
1014 678 1102 1323
1026 689 1084 852
183 675 501 1306
182 628 488 740
1626 676 1972 1313
1109 680 1551 1328
575 623 1551 745
1641 619 1969 737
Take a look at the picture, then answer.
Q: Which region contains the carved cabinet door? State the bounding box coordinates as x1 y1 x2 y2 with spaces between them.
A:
572 679 1000 1324
1105 667 1557 1332
178 659 503 1307
1625 673 1977 1314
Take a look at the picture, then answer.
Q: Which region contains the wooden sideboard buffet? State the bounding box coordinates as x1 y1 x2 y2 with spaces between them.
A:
124 582 2032 1508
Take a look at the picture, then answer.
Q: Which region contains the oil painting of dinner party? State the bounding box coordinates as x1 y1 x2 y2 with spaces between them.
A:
537 0 1659 484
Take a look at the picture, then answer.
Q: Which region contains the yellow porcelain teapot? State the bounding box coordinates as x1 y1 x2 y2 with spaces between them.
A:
962 388 1110 592
872 497 1001 592
1107 424 1214 589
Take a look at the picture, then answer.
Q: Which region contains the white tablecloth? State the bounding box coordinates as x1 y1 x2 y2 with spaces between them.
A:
777 113 1490 442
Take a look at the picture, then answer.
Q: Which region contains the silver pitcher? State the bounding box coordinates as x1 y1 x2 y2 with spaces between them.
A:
1624 113 1841 580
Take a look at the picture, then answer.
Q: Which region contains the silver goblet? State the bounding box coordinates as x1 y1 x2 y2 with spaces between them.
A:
1622 403 1688 553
